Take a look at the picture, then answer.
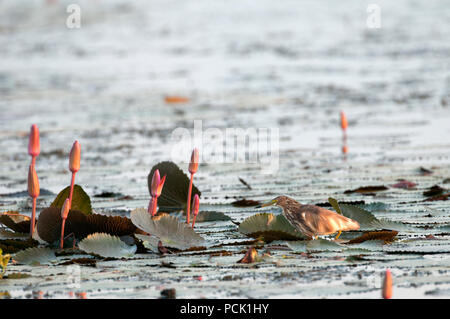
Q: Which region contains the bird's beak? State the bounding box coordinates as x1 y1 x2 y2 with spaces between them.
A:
255 199 277 209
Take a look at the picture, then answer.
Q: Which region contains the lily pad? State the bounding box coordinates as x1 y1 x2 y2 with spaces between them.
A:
50 185 92 215
13 247 56 265
194 211 231 222
287 239 344 253
36 207 136 244
347 230 398 244
148 161 201 212
238 213 305 242
131 208 206 250
328 198 412 232
78 233 136 258
0 212 30 234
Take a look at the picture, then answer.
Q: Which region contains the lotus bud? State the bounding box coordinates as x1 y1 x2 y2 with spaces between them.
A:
151 170 166 197
69 141 81 173
193 194 200 217
382 269 393 299
28 124 40 158
188 148 199 174
27 164 40 198
340 111 348 131
61 198 70 220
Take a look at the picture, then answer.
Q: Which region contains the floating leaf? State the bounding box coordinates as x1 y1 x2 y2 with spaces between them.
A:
232 199 261 207
78 233 136 258
50 185 92 215
287 239 344 253
164 96 190 104
0 238 38 254
344 186 388 195
36 207 136 244
0 229 29 240
194 211 231 222
85 214 136 236
391 180 417 189
423 185 446 197
239 213 305 242
131 208 206 250
13 247 56 265
0 212 30 233
347 230 398 244
328 198 412 232
148 161 201 212
36 207 88 244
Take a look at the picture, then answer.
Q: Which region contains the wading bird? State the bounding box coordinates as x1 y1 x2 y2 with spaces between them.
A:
257 195 360 239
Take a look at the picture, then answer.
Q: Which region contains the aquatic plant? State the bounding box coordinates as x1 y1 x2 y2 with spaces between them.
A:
68 141 81 208
28 124 40 166
27 164 40 237
131 208 205 250
148 169 166 216
186 148 199 224
340 110 348 131
78 233 136 258
148 161 201 212
0 248 11 278
191 194 200 229
382 269 393 299
59 198 70 249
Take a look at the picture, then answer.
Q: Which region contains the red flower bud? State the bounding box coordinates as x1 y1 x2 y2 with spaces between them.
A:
69 141 81 173
61 198 70 220
193 194 200 217
382 269 393 299
27 164 40 198
151 170 166 197
189 148 199 174
340 111 348 131
28 124 40 157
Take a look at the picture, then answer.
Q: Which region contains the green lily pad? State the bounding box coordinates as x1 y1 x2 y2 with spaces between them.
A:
50 185 92 215
13 247 56 265
193 211 231 222
131 208 206 250
238 213 305 242
78 233 136 258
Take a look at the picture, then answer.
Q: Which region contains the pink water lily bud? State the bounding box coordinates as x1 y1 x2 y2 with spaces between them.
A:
61 198 70 220
382 269 393 299
151 170 166 197
69 141 81 173
188 148 199 174
340 111 348 131
193 194 200 217
28 124 40 157
27 164 40 198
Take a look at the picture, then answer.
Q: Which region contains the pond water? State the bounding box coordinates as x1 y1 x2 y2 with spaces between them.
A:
0 0 449 298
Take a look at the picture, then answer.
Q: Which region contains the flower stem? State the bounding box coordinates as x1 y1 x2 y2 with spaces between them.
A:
186 173 194 224
60 219 66 250
152 196 158 216
30 197 36 238
68 172 76 208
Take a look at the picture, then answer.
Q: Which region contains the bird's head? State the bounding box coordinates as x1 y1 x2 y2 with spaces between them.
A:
256 195 297 208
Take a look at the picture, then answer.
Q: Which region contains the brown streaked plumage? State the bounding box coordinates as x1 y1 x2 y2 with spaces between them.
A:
257 195 360 239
